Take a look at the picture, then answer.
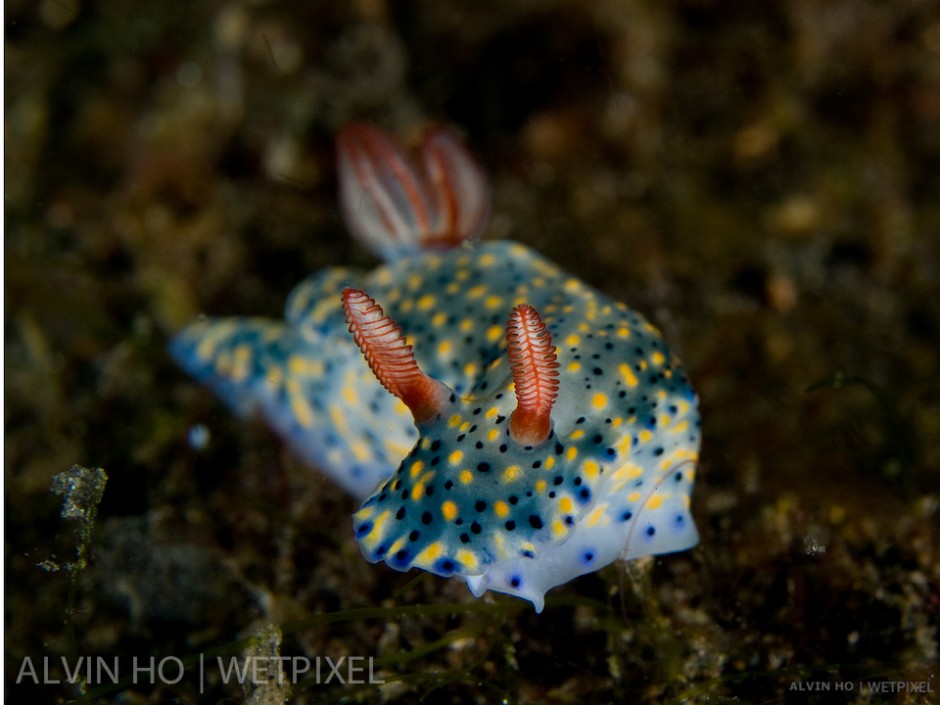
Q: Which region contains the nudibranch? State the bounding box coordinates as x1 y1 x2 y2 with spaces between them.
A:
171 123 701 611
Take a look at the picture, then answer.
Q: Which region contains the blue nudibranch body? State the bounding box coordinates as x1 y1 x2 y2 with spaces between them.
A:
172 123 701 611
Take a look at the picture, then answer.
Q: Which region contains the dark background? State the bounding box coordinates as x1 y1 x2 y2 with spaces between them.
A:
6 1 939 703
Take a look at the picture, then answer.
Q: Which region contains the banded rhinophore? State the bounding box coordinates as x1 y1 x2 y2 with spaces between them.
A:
171 123 701 611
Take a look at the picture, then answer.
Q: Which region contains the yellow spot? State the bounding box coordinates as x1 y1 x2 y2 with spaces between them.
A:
467 284 487 299
463 362 478 377
288 381 315 428
566 446 578 461
394 398 409 417
559 497 574 513
584 505 609 528
592 392 608 409
502 465 522 482
668 420 689 435
351 442 371 462
488 428 500 442
231 344 252 382
651 351 666 366
565 334 580 347
360 510 391 550
459 318 474 332
583 460 599 479
567 361 582 372
639 429 653 444
342 385 358 406
646 493 663 510
412 481 425 499
438 339 453 356
449 414 462 428
494 501 509 518
449 450 464 465
417 293 436 311
544 456 556 470
265 366 283 390
616 327 631 338
628 491 641 503
432 311 448 327
356 506 374 520
406 273 423 290
564 278 581 292
415 541 443 564
486 325 502 342
409 461 425 478
460 469 473 485
619 363 639 387
479 252 496 266
445 282 460 295
442 501 458 521
552 519 567 539
535 479 547 493
485 407 499 419
456 549 479 571
387 537 407 557
484 295 503 309
570 429 585 440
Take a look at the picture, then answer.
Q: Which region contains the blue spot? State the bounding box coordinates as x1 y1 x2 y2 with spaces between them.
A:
582 549 595 564
434 557 457 576
391 549 411 568
620 510 633 522
355 522 372 538
509 575 522 589
673 514 686 529
645 525 656 537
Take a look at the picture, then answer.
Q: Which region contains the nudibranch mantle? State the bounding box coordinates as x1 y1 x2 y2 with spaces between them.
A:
171 124 700 612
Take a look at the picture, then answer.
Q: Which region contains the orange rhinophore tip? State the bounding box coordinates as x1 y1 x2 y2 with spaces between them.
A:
506 304 559 445
342 288 453 424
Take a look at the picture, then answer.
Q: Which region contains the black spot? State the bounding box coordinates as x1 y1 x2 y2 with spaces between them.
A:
675 472 683 482
508 495 519 505
554 442 564 455
505 520 516 531
499 444 508 453
592 367 603 375
583 550 594 563
573 477 583 486
565 515 574 525
509 575 521 588
457 434 466 442
377 492 388 502
532 460 542 468
470 521 482 534
421 511 433 525
375 544 388 557
593 434 603 444
430 440 442 451
621 510 633 522
528 515 543 529
401 489 410 500
431 456 441 466
475 441 484 449
425 485 435 497
605 447 617 457
392 479 402 490
395 507 406 520
472 407 482 415
646 525 656 536
460 533 471 544
409 530 420 542
522 549 535 558
653 447 664 456
444 480 454 490
579 487 591 500
355 523 371 538
474 500 487 512
575 416 586 424
477 462 491 473
553 475 564 486
455 518 464 526
496 415 506 425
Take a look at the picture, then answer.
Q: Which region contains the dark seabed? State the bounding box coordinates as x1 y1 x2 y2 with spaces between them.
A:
6 1 939 703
